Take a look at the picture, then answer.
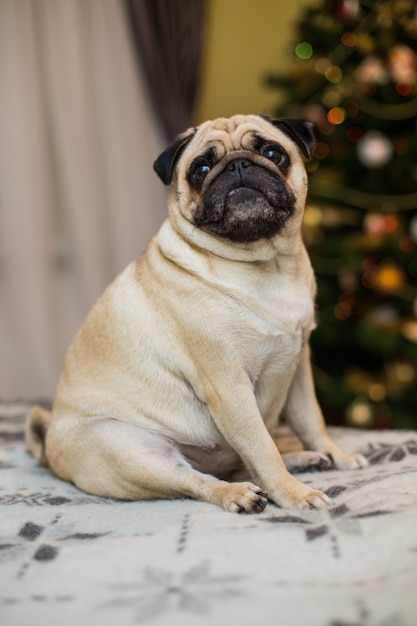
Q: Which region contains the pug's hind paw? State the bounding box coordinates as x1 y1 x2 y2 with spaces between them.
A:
331 451 369 470
282 450 333 473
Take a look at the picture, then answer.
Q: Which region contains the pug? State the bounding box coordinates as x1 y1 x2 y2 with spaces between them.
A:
26 114 368 513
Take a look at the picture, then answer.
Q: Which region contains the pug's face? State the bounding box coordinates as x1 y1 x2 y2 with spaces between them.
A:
154 114 315 244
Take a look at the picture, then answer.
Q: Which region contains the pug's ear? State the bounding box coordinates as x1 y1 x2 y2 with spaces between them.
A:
153 128 197 185
259 114 315 160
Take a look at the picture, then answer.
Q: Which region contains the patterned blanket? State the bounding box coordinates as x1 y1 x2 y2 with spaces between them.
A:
1 401 417 626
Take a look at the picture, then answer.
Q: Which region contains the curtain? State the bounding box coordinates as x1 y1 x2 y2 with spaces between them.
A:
126 0 206 140
0 0 167 400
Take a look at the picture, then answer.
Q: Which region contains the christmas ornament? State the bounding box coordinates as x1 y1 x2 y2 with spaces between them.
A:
367 383 387 403
356 131 393 168
386 360 416 395
356 56 388 84
337 0 360 20
389 44 417 85
402 320 417 343
394 362 415 385
364 213 399 236
374 263 404 294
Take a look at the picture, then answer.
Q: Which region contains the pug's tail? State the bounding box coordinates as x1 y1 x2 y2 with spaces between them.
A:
25 405 52 467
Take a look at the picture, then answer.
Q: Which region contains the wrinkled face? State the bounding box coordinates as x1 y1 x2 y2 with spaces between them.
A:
154 115 314 244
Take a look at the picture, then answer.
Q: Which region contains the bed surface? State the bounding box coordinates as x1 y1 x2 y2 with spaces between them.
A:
1 401 417 626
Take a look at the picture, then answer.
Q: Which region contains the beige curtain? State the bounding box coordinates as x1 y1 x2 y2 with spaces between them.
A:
0 0 167 400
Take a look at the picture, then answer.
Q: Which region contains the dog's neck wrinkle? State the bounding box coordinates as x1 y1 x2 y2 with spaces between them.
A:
162 211 303 265
157 218 307 307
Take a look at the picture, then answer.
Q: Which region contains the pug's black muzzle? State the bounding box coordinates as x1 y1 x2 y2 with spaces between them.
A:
193 158 296 243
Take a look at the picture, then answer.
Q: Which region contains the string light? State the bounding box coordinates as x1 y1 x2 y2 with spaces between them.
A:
327 107 347 125
364 213 399 236
341 32 358 47
402 321 417 343
375 263 405 294
295 42 313 59
324 65 343 83
356 131 393 168
346 397 374 427
368 383 387 402
395 363 415 384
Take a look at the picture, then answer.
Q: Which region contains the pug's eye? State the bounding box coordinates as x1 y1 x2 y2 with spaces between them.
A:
190 160 211 185
259 144 289 170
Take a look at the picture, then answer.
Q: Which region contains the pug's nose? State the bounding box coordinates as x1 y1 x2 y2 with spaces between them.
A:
226 158 252 172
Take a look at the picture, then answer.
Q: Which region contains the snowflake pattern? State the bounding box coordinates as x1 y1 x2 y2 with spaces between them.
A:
101 561 245 622
262 500 395 560
365 440 417 465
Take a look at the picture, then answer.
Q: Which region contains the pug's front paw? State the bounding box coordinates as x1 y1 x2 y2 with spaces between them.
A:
271 475 332 510
218 482 268 514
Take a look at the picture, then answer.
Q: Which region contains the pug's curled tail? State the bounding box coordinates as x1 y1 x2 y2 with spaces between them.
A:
25 405 52 467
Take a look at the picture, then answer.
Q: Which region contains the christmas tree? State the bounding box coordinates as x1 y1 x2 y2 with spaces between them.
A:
267 0 417 429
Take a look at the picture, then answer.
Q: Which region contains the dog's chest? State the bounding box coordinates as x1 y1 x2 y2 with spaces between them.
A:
238 283 315 395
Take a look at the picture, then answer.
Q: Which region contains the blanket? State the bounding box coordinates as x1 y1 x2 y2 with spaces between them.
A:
1 401 417 626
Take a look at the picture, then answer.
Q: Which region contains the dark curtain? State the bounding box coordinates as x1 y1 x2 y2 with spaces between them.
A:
125 0 206 141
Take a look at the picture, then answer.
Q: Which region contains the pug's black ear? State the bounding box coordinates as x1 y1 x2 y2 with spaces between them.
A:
259 114 315 160
153 128 197 185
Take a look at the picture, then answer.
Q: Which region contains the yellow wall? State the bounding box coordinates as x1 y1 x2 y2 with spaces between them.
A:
194 0 304 124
